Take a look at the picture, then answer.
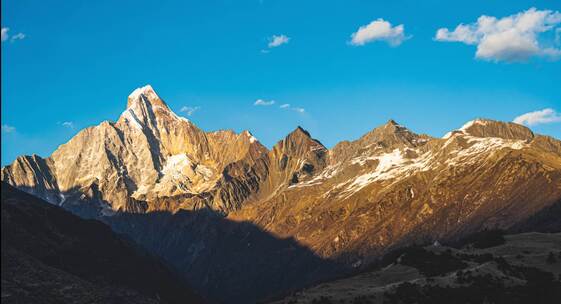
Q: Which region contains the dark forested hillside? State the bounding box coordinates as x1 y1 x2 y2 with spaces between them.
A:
1 182 206 304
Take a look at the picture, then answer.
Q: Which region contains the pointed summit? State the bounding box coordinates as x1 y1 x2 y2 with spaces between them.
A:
290 126 312 139
385 119 399 126
268 126 328 188
275 126 325 155
119 85 185 131
369 119 408 135
284 126 326 149
358 119 424 148
379 119 406 133
126 85 169 110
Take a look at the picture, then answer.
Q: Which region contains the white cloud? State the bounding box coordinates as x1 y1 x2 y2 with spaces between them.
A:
2 124 16 133
435 25 479 44
10 32 25 42
180 106 200 116
279 103 305 114
1 28 9 42
435 7 561 62
61 122 74 129
255 100 305 114
254 99 275 106
350 18 408 46
1 27 25 43
267 34 290 48
513 108 561 126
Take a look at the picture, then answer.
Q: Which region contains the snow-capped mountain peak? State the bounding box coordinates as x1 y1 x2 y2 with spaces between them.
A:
127 84 169 110
128 84 157 100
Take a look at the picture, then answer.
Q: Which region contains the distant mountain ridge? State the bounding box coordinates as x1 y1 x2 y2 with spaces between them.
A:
2 85 561 303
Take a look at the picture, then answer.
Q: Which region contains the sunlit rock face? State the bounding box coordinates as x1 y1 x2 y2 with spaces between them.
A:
231 118 561 264
1 85 269 215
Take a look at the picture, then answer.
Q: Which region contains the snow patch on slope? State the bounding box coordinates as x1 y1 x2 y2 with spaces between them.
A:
442 131 454 139
140 153 219 196
243 130 258 143
289 164 341 188
443 119 489 139
161 154 193 179
121 109 143 130
460 119 488 131
446 136 527 165
128 85 159 103
351 155 378 166
343 136 528 197
344 149 433 195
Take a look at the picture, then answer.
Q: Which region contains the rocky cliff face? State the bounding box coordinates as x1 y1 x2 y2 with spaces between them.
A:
2 85 268 215
3 85 561 303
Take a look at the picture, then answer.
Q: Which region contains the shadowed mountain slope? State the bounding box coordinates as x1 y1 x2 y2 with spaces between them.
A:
104 209 346 304
1 182 206 304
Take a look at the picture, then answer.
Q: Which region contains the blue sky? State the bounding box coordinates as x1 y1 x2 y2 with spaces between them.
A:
2 0 561 166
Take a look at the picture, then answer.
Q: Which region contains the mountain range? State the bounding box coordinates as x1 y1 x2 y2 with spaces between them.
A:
2 85 561 303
